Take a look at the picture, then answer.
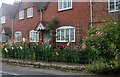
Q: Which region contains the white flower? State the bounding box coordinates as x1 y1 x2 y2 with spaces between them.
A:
12 47 14 49
114 22 117 24
4 48 8 52
67 42 70 46
20 46 23 50
49 45 52 48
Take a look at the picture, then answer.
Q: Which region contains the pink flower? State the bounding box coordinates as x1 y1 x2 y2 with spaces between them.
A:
13 40 16 45
0 44 4 49
28 37 32 40
82 45 86 49
96 31 102 36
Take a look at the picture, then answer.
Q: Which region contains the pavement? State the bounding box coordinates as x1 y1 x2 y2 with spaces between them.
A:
1 63 119 77
1 63 83 77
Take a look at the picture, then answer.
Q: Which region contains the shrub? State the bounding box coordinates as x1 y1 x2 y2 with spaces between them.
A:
85 20 120 61
85 20 120 74
86 60 120 74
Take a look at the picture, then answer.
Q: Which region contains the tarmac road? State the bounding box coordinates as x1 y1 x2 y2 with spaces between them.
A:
1 63 118 77
1 63 80 77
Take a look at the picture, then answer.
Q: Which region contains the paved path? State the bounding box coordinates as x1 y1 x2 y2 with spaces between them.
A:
1 63 82 77
1 63 118 77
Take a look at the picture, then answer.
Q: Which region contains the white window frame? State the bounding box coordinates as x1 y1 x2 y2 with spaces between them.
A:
27 7 33 18
19 10 24 20
15 31 22 42
58 0 72 11
1 16 6 24
2 33 6 42
108 0 120 12
56 26 75 42
29 30 39 42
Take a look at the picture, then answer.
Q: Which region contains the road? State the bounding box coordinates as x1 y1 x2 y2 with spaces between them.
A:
1 63 118 77
1 63 82 77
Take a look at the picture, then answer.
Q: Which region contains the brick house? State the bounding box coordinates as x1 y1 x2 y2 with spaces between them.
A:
43 1 120 47
0 3 19 43
43 2 90 48
92 2 120 26
13 2 48 42
0 1 119 47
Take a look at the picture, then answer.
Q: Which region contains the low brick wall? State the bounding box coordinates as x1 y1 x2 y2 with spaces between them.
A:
2 58 86 72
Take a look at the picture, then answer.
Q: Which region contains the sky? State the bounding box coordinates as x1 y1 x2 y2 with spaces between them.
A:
0 0 21 7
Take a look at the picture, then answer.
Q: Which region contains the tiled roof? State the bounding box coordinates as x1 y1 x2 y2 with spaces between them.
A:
33 2 49 11
3 27 12 34
1 2 49 18
2 3 19 18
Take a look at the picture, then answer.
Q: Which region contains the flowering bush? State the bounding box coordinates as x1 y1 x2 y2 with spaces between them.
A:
85 20 120 74
85 20 120 61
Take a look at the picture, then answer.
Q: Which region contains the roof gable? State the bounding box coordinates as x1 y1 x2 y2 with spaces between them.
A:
1 3 19 18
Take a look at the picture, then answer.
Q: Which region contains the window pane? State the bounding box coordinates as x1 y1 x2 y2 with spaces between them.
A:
19 10 24 20
109 0 115 11
27 7 33 18
116 0 120 10
1 16 5 24
30 31 39 42
65 29 69 41
63 0 67 8
15 32 22 42
58 0 72 11
2 33 6 42
57 30 60 40
59 0 62 10
68 0 72 7
70 28 74 41
61 29 64 40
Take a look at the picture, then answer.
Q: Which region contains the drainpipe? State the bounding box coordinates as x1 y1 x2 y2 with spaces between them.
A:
90 0 93 28
40 9 43 42
12 18 14 43
40 9 43 21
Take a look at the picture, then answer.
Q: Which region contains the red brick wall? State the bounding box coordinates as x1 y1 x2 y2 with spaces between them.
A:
0 7 13 42
92 2 120 26
43 2 90 46
1 7 12 33
14 2 40 39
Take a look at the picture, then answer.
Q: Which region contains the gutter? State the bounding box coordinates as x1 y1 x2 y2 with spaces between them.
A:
40 9 43 21
12 18 14 42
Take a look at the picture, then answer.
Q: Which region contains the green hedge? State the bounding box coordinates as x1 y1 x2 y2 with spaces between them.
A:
2 42 97 64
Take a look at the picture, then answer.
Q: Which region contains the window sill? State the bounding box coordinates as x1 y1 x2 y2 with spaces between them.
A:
27 16 33 19
16 41 22 42
58 7 73 12
1 23 6 25
109 10 120 13
30 41 39 42
56 40 75 43
19 18 24 20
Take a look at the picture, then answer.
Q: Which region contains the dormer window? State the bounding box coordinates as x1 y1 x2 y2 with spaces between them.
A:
1 16 6 24
27 7 33 18
19 10 24 20
109 0 120 12
58 0 72 11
